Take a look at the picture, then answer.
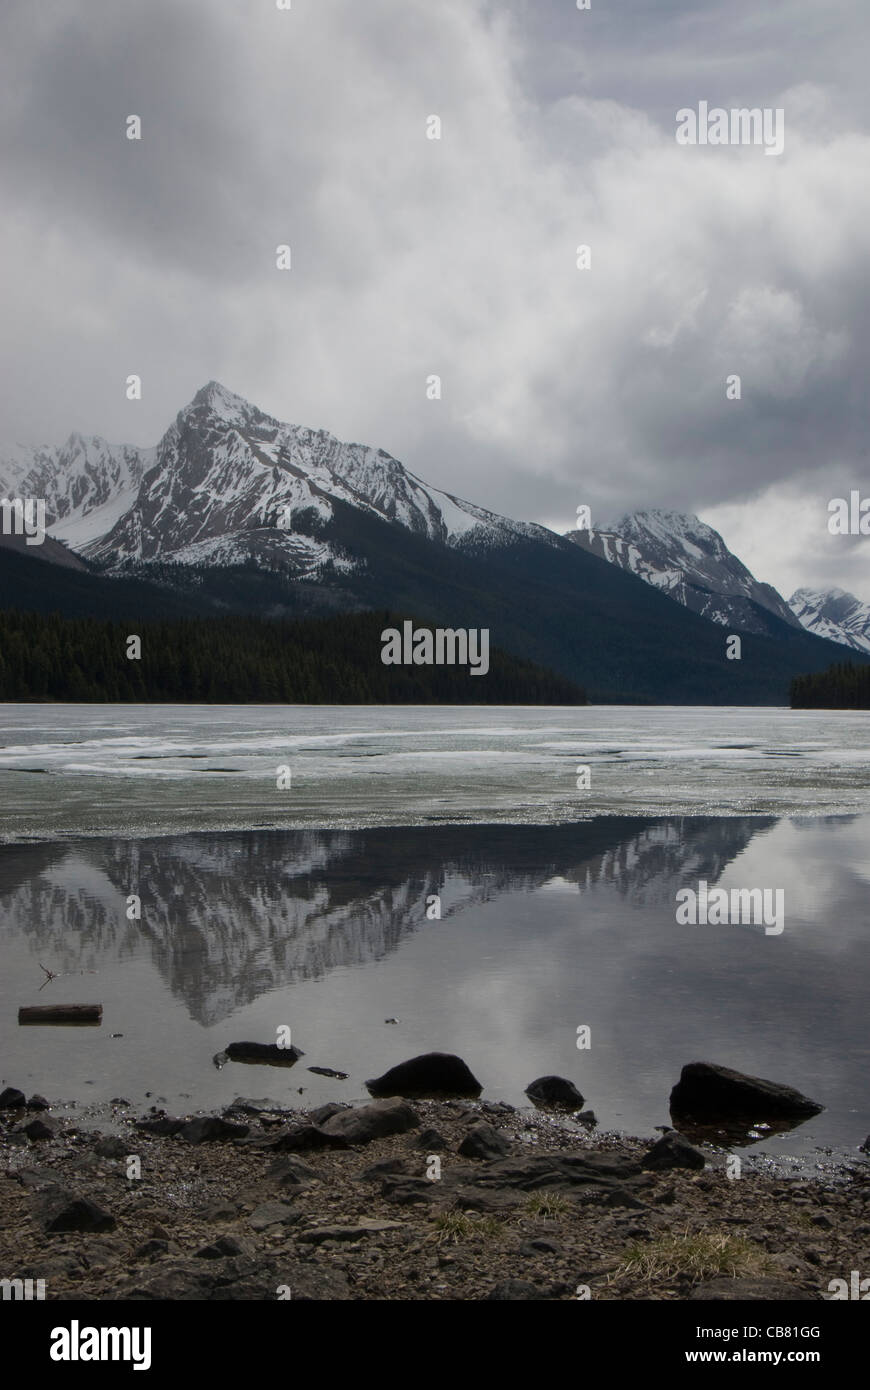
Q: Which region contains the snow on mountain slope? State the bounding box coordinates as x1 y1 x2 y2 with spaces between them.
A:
0 434 150 548
789 587 870 654
567 509 802 635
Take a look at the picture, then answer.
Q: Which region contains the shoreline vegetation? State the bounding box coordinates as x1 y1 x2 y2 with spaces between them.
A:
791 660 870 709
0 610 585 706
1 1056 867 1302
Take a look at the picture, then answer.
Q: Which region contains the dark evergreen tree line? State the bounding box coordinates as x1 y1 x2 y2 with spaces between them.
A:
0 609 586 705
791 660 870 709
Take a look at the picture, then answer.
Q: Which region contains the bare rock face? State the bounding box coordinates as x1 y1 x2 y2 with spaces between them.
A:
366 1053 482 1098
670 1062 823 1120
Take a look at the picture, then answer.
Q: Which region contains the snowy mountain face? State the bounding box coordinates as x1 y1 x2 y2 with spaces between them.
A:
0 434 150 550
2 382 550 578
789 587 870 654
567 510 802 636
5 388 866 664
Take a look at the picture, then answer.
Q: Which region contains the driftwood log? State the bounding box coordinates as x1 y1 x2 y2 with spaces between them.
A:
18 1004 102 1026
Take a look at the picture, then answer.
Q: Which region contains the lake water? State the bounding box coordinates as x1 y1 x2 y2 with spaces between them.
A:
2 703 870 840
1 704 869 1171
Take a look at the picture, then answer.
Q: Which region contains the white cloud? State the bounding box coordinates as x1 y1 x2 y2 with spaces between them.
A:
0 0 868 594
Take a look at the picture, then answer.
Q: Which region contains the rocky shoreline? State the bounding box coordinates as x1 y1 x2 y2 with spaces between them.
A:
2 1062 869 1301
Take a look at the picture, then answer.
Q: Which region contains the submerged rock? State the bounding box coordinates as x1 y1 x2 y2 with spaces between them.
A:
223 1041 304 1067
366 1053 482 1098
670 1062 823 1120
525 1076 585 1109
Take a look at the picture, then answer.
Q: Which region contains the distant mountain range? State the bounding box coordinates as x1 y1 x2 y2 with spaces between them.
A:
568 510 870 654
788 587 870 654
1 382 866 703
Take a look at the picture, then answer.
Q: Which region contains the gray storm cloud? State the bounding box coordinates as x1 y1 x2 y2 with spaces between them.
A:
0 0 867 596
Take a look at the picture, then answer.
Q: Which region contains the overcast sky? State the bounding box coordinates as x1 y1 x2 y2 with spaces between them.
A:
1 0 868 599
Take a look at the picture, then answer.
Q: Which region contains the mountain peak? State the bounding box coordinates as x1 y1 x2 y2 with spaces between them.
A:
614 509 722 549
188 380 255 417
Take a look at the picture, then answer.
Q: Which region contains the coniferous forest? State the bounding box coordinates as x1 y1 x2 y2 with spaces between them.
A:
0 609 586 705
790 660 870 709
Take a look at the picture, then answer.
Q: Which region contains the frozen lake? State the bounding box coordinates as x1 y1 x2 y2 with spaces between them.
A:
1 703 870 840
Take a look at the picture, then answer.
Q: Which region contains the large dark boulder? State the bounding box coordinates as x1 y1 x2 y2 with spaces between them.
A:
525 1076 585 1109
641 1130 705 1171
366 1053 482 1098
0 1087 26 1109
319 1097 420 1145
670 1063 823 1119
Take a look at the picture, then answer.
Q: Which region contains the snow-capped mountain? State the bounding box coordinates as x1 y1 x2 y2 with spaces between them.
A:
59 382 554 577
1 384 863 703
789 587 870 654
567 509 802 636
0 433 150 551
